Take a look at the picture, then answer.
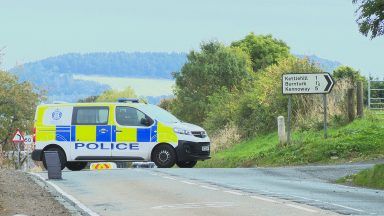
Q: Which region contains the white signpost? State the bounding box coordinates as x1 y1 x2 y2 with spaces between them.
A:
282 73 335 142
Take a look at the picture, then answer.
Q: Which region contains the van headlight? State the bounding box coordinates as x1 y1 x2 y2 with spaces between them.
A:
173 127 191 135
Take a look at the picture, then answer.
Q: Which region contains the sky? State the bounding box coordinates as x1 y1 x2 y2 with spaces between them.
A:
0 0 383 77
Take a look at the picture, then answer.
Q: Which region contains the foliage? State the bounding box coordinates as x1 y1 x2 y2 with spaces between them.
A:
209 123 241 154
78 95 99 103
231 33 291 72
198 113 384 167
353 0 384 39
0 70 43 150
95 87 137 102
172 41 253 125
203 88 240 133
235 57 323 137
158 97 175 111
333 65 365 83
337 164 384 189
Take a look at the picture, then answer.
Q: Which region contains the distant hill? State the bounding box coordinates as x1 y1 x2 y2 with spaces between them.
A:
10 52 341 102
296 54 342 72
15 52 187 79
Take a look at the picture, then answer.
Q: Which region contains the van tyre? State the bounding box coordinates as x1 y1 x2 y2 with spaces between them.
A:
42 147 66 170
66 162 87 171
176 160 197 168
152 144 176 168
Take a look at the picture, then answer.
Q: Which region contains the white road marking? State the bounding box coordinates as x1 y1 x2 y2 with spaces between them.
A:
181 180 196 185
288 194 320 202
30 173 99 216
162 176 177 180
250 196 280 203
223 190 243 196
285 204 318 213
268 192 365 213
330 203 365 213
152 202 236 209
200 185 219 191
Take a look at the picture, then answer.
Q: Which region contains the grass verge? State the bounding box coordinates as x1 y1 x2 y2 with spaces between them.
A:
336 164 384 189
198 113 384 167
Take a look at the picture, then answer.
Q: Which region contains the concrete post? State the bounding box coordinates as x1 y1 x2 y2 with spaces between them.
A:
277 116 287 146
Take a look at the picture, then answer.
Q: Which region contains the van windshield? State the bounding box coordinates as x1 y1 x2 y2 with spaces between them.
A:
138 104 180 123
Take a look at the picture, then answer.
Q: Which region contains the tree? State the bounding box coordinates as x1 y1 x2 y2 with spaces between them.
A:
231 33 291 72
353 0 384 39
333 65 364 83
0 70 43 167
78 95 99 103
172 41 253 125
95 87 137 102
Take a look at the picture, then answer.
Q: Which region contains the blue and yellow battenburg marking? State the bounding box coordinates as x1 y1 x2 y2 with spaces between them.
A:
53 121 160 142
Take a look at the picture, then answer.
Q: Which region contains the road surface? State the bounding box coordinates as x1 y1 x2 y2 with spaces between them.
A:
33 164 383 216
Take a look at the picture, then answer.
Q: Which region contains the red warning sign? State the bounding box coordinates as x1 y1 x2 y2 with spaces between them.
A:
12 129 25 143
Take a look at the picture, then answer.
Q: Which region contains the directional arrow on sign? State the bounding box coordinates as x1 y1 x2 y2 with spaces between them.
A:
282 73 335 95
323 74 333 92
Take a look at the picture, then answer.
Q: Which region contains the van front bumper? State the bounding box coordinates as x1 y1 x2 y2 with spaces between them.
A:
31 149 43 161
176 140 211 162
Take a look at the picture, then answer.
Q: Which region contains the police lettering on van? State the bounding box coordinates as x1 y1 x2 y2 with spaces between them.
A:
31 98 210 170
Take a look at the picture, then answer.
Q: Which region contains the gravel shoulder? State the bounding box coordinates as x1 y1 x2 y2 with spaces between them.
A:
0 169 71 216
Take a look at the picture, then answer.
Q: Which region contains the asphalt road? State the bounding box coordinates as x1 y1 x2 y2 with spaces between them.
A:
34 164 383 216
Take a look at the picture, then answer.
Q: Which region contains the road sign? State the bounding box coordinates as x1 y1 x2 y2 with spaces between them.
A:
24 135 33 145
12 129 25 143
282 73 334 95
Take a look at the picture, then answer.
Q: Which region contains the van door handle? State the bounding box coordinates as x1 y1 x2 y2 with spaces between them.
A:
116 130 122 133
99 128 108 134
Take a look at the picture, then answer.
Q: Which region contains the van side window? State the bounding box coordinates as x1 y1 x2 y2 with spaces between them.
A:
72 107 109 125
116 106 153 126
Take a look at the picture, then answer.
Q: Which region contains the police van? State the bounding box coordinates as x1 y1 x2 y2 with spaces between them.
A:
31 98 210 170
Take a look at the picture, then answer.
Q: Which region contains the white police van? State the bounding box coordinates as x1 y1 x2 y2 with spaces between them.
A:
31 99 210 170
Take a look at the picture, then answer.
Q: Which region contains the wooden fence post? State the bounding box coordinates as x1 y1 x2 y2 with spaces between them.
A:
347 88 356 122
356 81 364 118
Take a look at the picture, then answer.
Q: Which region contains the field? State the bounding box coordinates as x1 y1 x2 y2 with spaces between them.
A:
73 74 175 96
198 113 384 168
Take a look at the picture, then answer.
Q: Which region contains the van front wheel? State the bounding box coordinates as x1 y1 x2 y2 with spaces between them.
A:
66 162 88 171
176 160 197 168
151 144 176 168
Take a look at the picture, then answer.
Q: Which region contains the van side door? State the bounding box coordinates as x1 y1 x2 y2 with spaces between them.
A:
113 106 155 160
71 106 112 160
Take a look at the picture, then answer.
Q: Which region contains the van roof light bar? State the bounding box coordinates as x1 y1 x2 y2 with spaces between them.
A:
118 98 139 103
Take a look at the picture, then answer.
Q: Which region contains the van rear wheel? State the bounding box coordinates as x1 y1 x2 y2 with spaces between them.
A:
176 160 197 168
66 162 88 171
151 144 176 168
42 147 66 170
